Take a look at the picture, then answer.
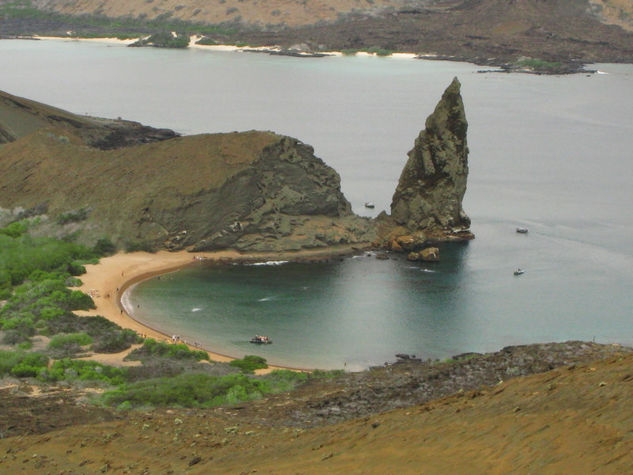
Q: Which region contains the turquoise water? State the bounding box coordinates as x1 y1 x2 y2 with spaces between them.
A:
2 40 632 368
125 227 633 370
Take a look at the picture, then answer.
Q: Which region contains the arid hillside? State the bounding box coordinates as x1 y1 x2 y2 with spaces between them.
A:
28 0 633 32
31 0 405 28
589 0 633 31
1 343 632 473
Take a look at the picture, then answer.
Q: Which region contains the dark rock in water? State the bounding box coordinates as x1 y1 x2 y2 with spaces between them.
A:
419 247 439 262
390 77 471 236
406 247 439 262
395 353 419 362
406 251 419 261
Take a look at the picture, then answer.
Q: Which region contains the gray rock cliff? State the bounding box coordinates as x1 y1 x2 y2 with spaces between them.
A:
390 77 471 235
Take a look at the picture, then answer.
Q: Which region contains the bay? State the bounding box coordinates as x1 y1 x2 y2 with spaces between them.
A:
2 39 632 369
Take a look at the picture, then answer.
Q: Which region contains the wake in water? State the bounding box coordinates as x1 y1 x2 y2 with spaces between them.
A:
258 296 276 302
248 260 289 266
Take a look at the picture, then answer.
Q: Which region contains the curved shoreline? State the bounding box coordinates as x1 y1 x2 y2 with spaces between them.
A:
74 246 370 370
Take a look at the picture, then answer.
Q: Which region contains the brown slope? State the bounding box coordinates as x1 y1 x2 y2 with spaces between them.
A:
1 348 632 473
32 0 408 28
0 90 374 251
0 89 177 148
589 0 633 31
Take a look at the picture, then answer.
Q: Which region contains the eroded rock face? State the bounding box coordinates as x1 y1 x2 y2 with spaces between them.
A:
390 77 471 234
0 90 375 252
188 136 375 252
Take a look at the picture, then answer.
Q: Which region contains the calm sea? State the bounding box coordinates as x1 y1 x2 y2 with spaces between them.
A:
2 39 632 369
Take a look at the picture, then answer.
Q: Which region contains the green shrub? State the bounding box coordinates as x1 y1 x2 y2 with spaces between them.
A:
367 46 393 57
101 373 268 408
0 350 48 377
2 327 35 345
126 339 209 361
48 332 93 357
48 332 93 349
100 367 331 408
516 58 562 71
42 314 138 353
0 287 11 300
17 341 33 350
0 221 28 238
56 208 89 225
0 234 96 287
124 241 156 253
229 355 268 373
93 238 117 256
67 261 86 276
68 290 95 310
40 358 127 385
130 32 189 48
91 329 141 353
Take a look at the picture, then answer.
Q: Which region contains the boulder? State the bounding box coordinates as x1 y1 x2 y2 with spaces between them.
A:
395 233 427 251
419 247 440 262
390 239 403 252
407 252 420 261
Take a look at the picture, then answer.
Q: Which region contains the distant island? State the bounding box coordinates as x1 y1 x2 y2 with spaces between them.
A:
2 0 633 73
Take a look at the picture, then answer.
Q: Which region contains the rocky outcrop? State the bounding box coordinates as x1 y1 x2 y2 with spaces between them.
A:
0 90 374 252
179 136 375 252
1 82 477 255
390 77 471 236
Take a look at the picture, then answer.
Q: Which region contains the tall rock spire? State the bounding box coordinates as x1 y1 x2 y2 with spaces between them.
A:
390 77 471 234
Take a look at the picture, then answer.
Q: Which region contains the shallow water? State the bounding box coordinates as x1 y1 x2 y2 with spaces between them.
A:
2 40 632 368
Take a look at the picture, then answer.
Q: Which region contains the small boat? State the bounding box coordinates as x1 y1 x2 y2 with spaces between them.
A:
250 335 272 344
516 227 528 234
514 268 525 276
364 202 375 209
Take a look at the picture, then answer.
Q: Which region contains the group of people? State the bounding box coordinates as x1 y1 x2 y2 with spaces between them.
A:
170 334 202 348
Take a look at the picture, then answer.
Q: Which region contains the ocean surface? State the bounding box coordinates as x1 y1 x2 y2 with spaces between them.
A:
2 39 632 369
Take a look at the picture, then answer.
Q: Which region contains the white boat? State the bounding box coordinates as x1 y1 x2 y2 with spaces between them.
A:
516 227 528 234
514 269 525 276
364 202 375 209
250 335 272 344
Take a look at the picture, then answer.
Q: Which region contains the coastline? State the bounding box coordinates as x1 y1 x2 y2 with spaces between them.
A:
31 34 422 59
73 245 370 370
22 35 593 74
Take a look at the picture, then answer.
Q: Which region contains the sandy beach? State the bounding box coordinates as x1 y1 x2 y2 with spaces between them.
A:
74 246 368 369
31 35 425 59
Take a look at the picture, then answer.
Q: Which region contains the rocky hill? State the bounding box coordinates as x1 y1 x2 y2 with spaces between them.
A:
0 91 375 252
0 79 474 253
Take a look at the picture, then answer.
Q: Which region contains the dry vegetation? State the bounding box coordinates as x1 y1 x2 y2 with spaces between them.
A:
1 348 632 473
